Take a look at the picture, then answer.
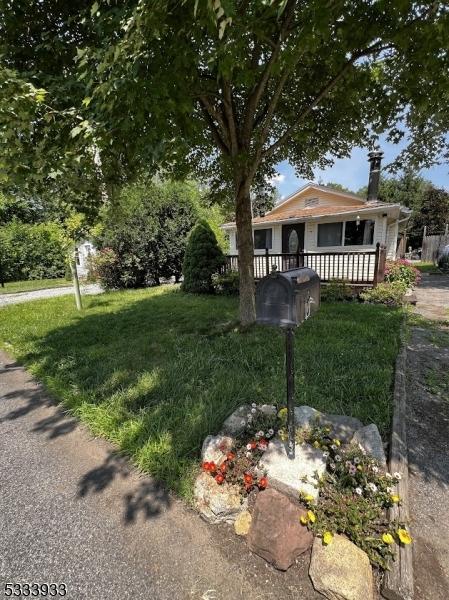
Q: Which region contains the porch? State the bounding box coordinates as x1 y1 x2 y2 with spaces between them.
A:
224 243 387 286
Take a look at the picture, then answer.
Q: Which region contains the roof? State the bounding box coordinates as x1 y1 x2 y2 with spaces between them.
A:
252 202 387 224
274 183 367 209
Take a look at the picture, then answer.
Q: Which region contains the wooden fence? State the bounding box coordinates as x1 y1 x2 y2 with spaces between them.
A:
224 243 386 286
421 225 449 262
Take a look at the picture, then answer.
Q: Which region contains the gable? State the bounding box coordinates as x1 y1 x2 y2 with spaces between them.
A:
267 185 365 217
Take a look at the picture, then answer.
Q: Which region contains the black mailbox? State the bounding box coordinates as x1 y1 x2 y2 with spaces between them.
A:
256 266 320 328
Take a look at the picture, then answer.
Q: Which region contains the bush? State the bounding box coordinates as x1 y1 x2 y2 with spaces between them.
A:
360 281 408 306
96 180 200 288
0 221 66 282
437 246 449 273
321 280 353 302
384 259 421 287
89 248 122 290
182 219 224 293
212 270 239 295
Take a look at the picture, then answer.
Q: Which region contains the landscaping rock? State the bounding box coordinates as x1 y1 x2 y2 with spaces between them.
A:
309 534 374 600
258 438 326 500
221 405 250 437
201 434 234 466
247 488 313 570
294 405 363 443
259 404 277 417
234 510 252 536
352 424 386 467
194 472 246 524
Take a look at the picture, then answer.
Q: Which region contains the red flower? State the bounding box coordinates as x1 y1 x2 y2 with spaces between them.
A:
258 439 268 450
208 461 217 473
219 462 228 474
258 477 268 489
226 451 236 461
243 473 253 485
250 441 257 450
202 462 211 471
215 473 225 485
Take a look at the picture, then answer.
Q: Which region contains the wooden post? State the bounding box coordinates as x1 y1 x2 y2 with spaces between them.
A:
373 242 381 287
445 223 448 236
69 252 83 311
285 327 296 459
265 248 270 276
423 225 427 240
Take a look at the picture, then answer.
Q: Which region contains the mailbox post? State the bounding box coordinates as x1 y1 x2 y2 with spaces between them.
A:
255 265 320 459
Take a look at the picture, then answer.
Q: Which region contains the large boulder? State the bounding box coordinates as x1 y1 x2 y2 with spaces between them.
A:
247 488 313 570
221 405 250 437
309 535 374 600
194 472 246 523
258 438 326 500
352 424 386 467
294 406 363 443
201 434 234 466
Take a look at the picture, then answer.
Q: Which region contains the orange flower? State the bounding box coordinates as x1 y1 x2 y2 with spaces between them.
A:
226 452 236 461
208 461 217 473
202 462 210 471
243 473 253 485
258 477 268 489
215 473 224 485
219 462 228 473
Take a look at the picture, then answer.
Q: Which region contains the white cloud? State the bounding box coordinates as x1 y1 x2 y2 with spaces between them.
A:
267 173 286 186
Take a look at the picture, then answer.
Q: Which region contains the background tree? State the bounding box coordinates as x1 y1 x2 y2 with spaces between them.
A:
412 187 449 240
182 220 224 294
77 0 449 323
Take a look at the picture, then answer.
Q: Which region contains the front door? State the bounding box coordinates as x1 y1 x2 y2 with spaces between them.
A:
282 223 304 270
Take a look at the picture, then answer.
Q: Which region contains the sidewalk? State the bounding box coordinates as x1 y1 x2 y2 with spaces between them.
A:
0 284 102 307
0 350 320 600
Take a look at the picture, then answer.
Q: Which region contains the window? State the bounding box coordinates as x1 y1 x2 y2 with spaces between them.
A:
317 222 343 247
305 197 319 208
344 219 375 246
253 228 272 249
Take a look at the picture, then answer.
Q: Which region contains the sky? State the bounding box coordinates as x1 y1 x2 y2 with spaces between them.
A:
270 137 449 200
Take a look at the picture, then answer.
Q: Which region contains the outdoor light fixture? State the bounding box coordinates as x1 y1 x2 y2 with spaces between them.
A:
356 214 361 228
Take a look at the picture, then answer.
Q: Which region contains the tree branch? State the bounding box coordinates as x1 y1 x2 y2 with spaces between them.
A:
222 79 239 156
262 41 392 159
198 98 230 155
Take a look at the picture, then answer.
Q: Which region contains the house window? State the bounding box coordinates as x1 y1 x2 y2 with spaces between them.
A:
253 228 272 249
317 222 343 247
344 220 375 246
305 197 319 208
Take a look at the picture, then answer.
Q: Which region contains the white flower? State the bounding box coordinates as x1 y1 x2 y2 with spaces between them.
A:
353 457 360 464
241 420 246 426
247 413 252 419
329 462 336 470
268 429 274 436
254 432 260 439
393 472 402 480
258 430 264 438
385 472 392 479
331 444 337 451
335 455 342 462
323 451 329 458
251 408 257 414
386 486 393 493
246 452 252 458
372 466 379 474
247 415 253 423
366 483 378 493
246 444 252 450
355 487 363 496
251 403 257 408
358 444 366 455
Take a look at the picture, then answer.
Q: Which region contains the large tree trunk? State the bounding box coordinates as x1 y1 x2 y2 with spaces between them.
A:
235 178 256 325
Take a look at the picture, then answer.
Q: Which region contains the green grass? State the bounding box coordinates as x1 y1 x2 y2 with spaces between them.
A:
413 261 441 274
425 368 449 400
0 278 70 294
0 287 403 498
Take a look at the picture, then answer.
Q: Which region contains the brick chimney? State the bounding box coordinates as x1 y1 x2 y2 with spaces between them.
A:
367 150 383 202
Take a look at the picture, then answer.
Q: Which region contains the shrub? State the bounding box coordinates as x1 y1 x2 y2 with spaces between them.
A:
182 219 224 293
321 280 353 302
360 281 407 306
437 246 449 273
384 259 421 287
0 221 66 281
212 270 239 295
89 248 122 290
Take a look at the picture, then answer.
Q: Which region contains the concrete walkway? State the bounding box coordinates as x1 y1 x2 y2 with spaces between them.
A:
407 273 449 599
0 284 102 307
0 351 319 600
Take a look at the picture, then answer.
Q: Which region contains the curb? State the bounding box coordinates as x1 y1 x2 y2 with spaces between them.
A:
382 324 414 600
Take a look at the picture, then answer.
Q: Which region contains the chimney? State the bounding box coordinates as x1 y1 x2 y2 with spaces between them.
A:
367 150 383 202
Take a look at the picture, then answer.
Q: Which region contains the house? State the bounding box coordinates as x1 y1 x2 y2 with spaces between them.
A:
222 152 411 284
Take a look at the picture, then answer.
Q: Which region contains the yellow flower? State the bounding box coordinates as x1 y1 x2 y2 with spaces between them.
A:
391 494 400 504
397 528 412 545
313 441 320 448
357 465 363 471
304 494 315 503
333 439 341 447
323 531 333 545
278 408 287 418
307 510 316 523
300 515 308 525
382 533 395 545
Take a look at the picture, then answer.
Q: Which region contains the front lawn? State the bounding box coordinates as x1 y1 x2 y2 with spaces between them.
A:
0 278 69 294
0 287 402 498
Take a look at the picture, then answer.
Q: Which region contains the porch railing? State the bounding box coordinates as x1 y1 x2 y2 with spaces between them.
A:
224 243 386 286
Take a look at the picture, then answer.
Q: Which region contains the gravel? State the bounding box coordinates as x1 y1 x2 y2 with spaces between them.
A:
0 285 103 307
